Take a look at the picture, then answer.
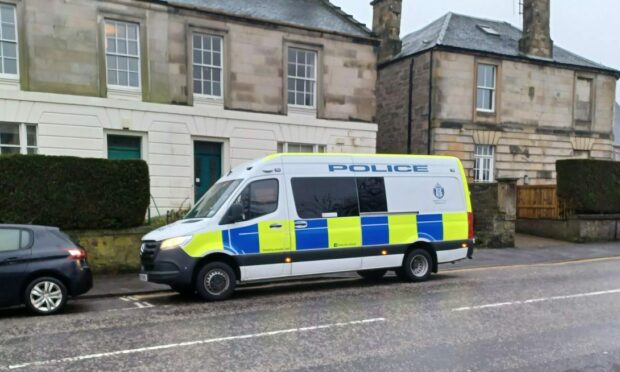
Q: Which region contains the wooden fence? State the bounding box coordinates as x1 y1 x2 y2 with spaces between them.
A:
517 185 571 220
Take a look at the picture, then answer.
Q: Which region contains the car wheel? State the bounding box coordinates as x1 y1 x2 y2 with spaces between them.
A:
357 269 388 281
25 277 68 315
401 249 433 282
195 262 236 301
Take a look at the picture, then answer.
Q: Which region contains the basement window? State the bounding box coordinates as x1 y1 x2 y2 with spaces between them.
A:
477 25 500 36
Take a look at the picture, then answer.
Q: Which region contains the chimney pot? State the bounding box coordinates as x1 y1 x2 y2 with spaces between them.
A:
371 0 403 64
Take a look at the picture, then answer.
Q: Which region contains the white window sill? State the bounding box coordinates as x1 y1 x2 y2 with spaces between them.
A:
194 95 224 108
476 108 496 114
0 75 20 90
288 105 317 116
107 86 142 101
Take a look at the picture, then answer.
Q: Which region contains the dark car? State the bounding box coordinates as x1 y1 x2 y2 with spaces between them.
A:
0 225 92 315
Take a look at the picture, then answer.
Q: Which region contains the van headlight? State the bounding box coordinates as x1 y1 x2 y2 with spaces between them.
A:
160 236 192 250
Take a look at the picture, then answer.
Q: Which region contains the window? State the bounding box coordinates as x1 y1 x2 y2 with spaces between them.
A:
477 25 500 36
287 47 317 107
473 145 495 182
357 177 387 214
277 142 326 153
575 78 593 122
192 33 223 98
232 179 279 221
0 123 37 154
0 3 18 77
105 20 140 88
0 228 30 252
291 177 359 219
107 135 141 160
476 64 496 112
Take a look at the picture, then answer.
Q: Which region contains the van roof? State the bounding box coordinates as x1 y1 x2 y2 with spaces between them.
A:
262 153 461 162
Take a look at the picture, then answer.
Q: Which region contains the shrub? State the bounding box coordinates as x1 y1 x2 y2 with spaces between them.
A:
0 155 150 229
556 159 620 214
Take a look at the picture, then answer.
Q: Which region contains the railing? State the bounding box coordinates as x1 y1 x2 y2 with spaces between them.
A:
517 185 572 220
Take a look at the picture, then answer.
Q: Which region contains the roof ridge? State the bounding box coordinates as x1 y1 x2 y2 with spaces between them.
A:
318 0 372 35
436 12 453 45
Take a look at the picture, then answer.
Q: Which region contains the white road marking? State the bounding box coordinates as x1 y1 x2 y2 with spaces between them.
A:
7 318 386 370
453 288 620 312
117 297 155 310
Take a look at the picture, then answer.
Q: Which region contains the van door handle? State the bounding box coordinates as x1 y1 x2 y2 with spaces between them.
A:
269 223 282 229
294 221 308 229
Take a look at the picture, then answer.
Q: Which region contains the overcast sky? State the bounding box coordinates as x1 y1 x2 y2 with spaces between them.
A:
331 0 620 101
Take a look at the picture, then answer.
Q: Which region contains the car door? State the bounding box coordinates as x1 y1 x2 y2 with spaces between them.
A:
222 176 292 280
0 228 33 307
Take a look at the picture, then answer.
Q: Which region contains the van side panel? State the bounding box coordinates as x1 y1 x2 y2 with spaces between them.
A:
442 212 469 241
387 214 418 244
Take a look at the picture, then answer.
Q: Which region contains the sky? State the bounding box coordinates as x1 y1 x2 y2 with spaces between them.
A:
331 0 620 101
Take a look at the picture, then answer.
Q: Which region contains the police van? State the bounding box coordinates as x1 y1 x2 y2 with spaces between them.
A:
139 154 474 301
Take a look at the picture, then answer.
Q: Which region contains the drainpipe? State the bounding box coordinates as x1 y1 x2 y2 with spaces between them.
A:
407 58 414 154
427 50 434 155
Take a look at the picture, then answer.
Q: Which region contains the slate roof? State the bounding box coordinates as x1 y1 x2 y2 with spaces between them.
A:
159 0 372 38
397 12 619 75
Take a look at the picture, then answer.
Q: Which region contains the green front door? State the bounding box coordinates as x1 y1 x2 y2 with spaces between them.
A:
107 135 141 160
194 141 222 202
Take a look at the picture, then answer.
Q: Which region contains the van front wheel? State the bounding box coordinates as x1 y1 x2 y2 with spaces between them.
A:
401 249 433 282
196 262 236 301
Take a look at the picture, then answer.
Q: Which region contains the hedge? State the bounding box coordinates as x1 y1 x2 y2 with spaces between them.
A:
556 159 620 214
0 155 150 229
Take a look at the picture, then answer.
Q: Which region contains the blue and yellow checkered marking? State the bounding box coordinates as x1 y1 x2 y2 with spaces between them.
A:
182 212 468 257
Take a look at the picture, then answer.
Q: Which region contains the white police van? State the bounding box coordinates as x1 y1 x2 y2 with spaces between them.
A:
140 153 474 301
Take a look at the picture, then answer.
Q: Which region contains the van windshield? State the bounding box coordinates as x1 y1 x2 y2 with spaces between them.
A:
185 180 242 219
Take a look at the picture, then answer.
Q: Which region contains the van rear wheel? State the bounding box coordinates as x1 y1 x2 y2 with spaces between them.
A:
401 249 433 282
196 262 236 301
357 269 387 281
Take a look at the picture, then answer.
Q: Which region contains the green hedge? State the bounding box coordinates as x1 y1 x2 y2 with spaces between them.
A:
0 155 150 229
557 159 620 214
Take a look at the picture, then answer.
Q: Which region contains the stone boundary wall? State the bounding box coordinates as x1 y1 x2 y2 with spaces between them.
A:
517 215 620 243
470 179 517 248
67 226 153 273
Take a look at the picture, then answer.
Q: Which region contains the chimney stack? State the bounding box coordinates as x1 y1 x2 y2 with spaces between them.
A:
371 0 402 64
519 0 553 59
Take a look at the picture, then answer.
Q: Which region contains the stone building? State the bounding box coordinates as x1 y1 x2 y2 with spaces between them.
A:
615 103 620 160
374 0 619 184
0 0 377 213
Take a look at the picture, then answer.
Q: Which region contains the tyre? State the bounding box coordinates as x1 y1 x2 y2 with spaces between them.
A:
357 269 388 281
195 262 236 301
401 249 433 282
24 277 68 315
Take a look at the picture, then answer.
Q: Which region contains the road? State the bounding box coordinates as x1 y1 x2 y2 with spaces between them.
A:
2 255 620 371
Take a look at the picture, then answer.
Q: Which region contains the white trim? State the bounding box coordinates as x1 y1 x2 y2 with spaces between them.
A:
0 122 36 154
191 32 224 99
106 86 142 101
473 144 495 183
103 129 148 161
476 63 496 112
287 47 317 109
0 3 19 78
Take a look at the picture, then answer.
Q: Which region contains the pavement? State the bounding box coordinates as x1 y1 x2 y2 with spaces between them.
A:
86 234 620 299
2 238 620 370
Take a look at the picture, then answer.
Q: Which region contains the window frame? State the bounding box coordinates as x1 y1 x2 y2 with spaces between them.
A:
0 2 19 79
191 32 224 100
104 18 141 91
476 63 497 113
0 122 37 155
473 145 495 183
575 76 594 123
287 46 318 109
106 133 143 160
278 142 326 153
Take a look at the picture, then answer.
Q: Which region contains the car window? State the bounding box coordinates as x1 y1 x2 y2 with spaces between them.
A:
230 179 279 222
291 177 360 219
19 230 33 249
0 229 21 252
357 177 387 214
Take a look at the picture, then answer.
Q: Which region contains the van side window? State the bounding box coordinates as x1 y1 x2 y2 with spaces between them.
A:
357 177 387 214
291 177 359 219
233 179 279 221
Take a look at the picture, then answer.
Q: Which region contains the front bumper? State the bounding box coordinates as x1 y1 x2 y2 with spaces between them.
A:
140 242 196 288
